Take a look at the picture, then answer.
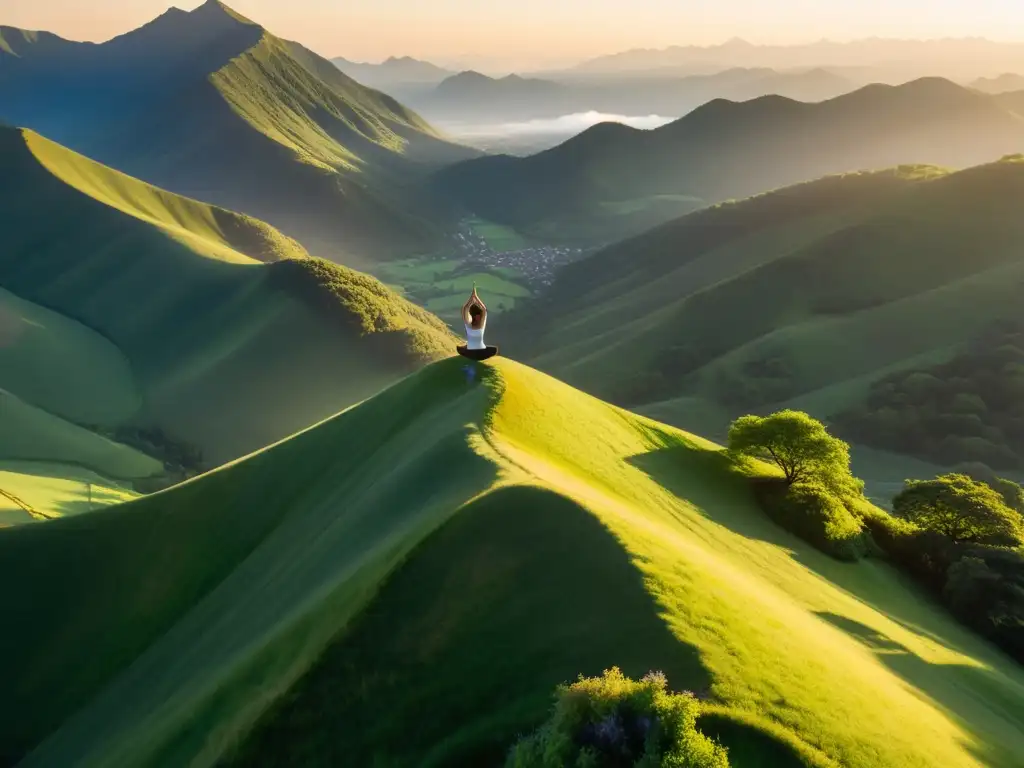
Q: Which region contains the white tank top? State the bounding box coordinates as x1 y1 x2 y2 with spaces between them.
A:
465 320 486 350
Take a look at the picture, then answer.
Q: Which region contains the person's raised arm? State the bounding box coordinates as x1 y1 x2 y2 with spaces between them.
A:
471 286 487 312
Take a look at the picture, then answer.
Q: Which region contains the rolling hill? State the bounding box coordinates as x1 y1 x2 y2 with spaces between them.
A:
435 78 1024 243
1 357 1022 767
500 157 1024 469
0 123 456 472
0 1 477 267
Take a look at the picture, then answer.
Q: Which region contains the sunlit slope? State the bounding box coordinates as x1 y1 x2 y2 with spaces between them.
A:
514 159 1024 419
0 1 476 265
4 359 1023 768
0 125 456 463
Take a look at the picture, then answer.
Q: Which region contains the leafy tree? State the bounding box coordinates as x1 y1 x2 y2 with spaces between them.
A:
728 410 853 491
507 668 728 768
892 474 1024 545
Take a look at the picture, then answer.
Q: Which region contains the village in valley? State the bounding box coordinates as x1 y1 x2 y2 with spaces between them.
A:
375 217 596 325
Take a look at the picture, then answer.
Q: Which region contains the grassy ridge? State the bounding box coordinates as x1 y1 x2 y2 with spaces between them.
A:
4 359 1023 767
0 125 456 464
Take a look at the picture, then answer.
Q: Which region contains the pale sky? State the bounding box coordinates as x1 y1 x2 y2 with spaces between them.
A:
2 0 1023 69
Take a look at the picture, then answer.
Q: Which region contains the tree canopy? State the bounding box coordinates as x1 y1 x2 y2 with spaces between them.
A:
892 473 1024 545
728 410 854 492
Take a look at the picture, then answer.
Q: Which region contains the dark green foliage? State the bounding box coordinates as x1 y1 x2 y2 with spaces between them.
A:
268 257 455 365
835 323 1024 468
506 668 729 768
892 474 1024 545
728 411 855 494
730 412 867 560
754 480 867 562
861 475 1024 664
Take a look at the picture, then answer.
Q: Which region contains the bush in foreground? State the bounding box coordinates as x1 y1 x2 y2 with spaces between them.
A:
507 668 729 768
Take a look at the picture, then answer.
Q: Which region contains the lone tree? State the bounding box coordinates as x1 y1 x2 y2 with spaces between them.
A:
728 410 854 491
893 473 1024 545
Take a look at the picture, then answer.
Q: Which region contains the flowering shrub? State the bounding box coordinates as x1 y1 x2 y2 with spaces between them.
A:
507 668 729 767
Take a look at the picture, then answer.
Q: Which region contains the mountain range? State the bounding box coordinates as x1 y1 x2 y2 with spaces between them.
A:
972 73 1024 94
0 1 477 267
436 77 1024 243
573 37 1024 82
407 66 856 125
0 123 455 485
331 54 455 89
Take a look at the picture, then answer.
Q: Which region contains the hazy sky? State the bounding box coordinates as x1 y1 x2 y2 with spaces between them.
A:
3 0 1023 69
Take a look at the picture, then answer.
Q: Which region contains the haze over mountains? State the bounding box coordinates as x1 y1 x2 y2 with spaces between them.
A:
437 77 1024 242
0 1 476 267
573 37 1024 82
407 66 856 125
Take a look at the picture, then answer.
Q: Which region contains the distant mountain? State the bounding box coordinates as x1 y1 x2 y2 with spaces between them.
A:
436 78 1024 243
574 37 1024 82
0 123 455 469
331 54 454 88
972 73 1024 94
407 66 853 125
503 157 1024 467
0 1 477 266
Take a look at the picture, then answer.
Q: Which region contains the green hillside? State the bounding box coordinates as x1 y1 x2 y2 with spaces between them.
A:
503 158 1024 472
1 358 1022 767
435 78 1024 244
0 1 477 266
0 124 456 467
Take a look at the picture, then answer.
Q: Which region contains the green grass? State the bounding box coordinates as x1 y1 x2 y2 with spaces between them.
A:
0 462 138 523
468 217 530 250
0 285 140 426
376 258 462 283
0 125 456 465
600 194 705 216
0 390 163 481
4 358 1024 768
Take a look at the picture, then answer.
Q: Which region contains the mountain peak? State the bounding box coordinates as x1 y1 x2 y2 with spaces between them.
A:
188 0 256 26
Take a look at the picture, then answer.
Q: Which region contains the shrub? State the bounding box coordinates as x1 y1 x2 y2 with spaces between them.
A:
892 474 1024 546
507 668 729 768
754 480 867 561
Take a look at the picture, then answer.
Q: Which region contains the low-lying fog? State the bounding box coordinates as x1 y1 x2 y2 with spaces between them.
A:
439 111 677 154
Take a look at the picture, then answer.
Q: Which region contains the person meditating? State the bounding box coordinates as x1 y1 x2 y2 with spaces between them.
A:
457 285 499 361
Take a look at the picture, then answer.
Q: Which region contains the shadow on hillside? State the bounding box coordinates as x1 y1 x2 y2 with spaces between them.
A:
815 611 1024 768
625 438 802 551
49 486 133 518
227 484 711 768
627 435 1024 768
